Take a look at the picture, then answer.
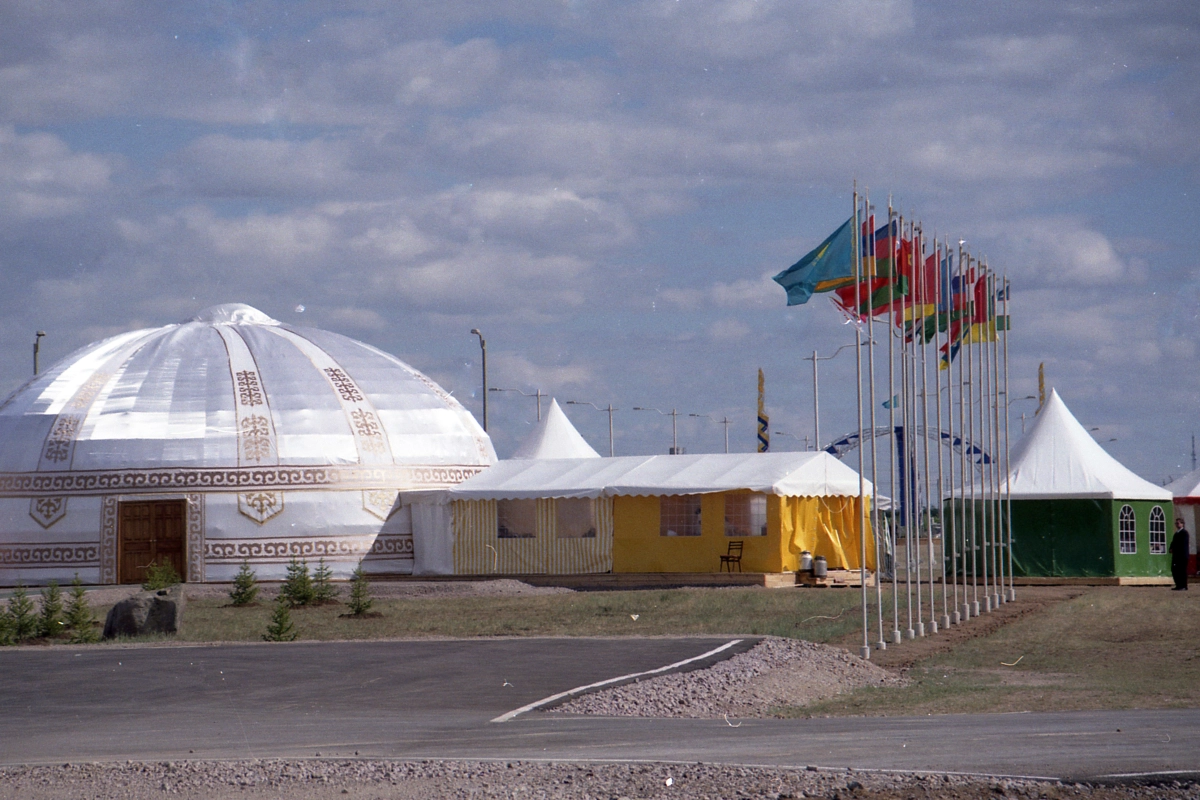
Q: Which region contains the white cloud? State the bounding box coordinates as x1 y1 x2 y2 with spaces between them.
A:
0 126 114 219
1003 218 1129 284
708 318 750 341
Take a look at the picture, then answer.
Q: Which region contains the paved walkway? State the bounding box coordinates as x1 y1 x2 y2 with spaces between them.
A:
1 638 1197 780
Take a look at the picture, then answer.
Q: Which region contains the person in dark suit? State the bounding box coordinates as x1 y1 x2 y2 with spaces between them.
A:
1170 516 1190 591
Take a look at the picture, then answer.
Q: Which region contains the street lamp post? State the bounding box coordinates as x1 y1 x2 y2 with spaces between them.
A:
469 329 487 432
689 413 731 453
490 387 546 421
634 407 680 454
565 400 616 456
802 341 870 450
33 331 46 376
772 430 812 451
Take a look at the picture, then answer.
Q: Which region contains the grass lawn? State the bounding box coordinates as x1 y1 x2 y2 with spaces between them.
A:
795 585 1200 716
176 586 878 643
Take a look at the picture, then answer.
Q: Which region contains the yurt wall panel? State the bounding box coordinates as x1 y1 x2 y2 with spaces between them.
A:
452 498 613 575
0 495 104 587
611 492 790 573
359 502 415 577
201 490 383 582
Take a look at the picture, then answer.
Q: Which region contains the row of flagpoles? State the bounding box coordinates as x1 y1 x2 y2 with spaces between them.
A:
774 186 1014 659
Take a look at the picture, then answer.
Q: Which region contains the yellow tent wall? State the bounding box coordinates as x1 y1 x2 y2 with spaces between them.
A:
612 492 874 573
779 495 874 570
452 498 613 574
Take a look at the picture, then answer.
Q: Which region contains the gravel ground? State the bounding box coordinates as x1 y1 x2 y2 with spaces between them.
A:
0 759 1195 800
549 637 903 718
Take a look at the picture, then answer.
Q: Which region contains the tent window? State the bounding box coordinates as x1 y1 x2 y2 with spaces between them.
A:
556 498 597 538
724 493 768 536
1118 504 1136 554
497 499 537 538
660 495 702 536
1149 506 1167 554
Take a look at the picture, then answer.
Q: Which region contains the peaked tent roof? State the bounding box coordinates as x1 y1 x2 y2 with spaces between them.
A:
439 450 875 501
1167 467 1200 501
1003 389 1170 501
510 398 601 460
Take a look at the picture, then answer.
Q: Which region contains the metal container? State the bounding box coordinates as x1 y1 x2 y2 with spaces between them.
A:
799 551 813 573
812 555 828 578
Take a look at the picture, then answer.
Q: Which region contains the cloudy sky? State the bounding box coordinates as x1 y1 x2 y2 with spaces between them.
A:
2 0 1197 480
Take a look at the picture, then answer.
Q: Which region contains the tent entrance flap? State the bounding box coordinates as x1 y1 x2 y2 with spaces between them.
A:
783 496 875 571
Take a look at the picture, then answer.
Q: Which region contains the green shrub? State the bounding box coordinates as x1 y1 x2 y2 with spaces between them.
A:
142 560 182 591
348 566 373 616
7 585 38 642
0 607 12 646
229 560 259 606
311 558 338 605
39 581 64 638
262 597 298 642
280 557 314 607
65 574 98 644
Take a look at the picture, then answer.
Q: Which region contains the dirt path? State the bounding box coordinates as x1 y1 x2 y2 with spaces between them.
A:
839 585 1090 671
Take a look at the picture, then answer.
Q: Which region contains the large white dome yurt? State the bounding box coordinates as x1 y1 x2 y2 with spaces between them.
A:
0 304 496 586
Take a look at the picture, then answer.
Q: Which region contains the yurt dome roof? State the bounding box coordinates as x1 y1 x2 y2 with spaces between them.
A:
0 303 495 474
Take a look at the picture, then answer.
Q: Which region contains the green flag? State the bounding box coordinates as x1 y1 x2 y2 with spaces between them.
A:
773 216 855 306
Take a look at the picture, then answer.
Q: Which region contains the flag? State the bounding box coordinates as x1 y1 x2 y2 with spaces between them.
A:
832 220 910 318
882 394 900 409
773 217 856 305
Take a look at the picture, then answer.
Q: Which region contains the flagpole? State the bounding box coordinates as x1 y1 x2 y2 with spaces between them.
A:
985 265 998 611
918 225 938 634
853 186 870 661
976 263 989 612
1003 271 1015 602
990 266 1004 607
888 204 901 645
965 253 980 618
905 218 919 638
957 243 971 623
935 236 950 630
866 203 886 651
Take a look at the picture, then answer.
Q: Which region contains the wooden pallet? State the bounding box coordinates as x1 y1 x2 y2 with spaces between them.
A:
797 569 875 588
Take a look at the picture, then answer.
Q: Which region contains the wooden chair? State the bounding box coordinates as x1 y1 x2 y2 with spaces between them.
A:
719 540 744 572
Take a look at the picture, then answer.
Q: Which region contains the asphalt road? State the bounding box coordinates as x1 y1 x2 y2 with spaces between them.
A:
1 638 1197 781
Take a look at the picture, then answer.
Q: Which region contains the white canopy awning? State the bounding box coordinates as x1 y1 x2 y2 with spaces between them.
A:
434 450 877 501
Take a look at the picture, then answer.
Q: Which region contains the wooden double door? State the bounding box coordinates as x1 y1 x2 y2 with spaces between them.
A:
118 500 187 584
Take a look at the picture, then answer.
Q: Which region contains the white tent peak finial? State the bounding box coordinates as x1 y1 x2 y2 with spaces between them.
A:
189 304 279 326
510 398 601 460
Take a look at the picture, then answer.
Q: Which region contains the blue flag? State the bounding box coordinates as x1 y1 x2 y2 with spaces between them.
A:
773 216 856 306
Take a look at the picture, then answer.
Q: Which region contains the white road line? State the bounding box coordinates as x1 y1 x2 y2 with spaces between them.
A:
491 639 744 723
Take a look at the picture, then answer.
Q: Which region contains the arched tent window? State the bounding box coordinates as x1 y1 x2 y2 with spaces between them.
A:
1149 506 1167 554
1119 504 1137 554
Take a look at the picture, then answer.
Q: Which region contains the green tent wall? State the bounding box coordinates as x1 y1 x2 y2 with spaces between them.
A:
945 498 1173 578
